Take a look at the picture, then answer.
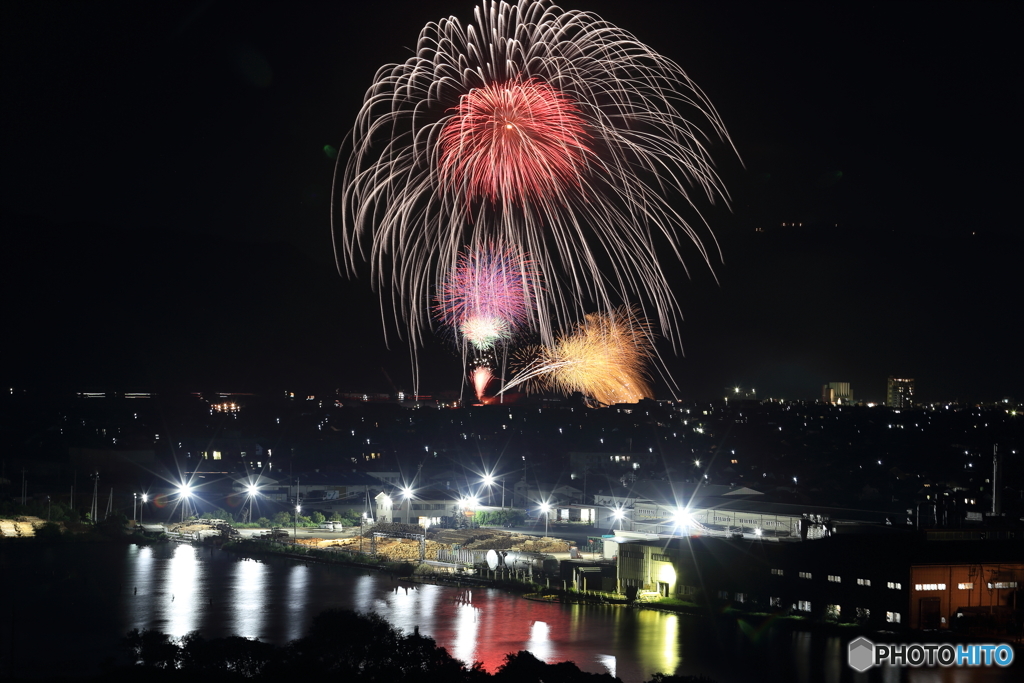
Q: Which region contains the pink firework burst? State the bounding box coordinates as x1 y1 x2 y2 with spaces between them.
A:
435 243 539 351
439 78 593 207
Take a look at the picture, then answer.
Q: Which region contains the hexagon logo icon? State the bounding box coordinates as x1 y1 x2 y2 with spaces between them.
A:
848 636 875 672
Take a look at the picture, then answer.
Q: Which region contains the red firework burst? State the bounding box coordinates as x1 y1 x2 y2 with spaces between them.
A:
439 78 593 206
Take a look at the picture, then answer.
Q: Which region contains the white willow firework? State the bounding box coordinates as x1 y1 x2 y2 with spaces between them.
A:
336 0 737 351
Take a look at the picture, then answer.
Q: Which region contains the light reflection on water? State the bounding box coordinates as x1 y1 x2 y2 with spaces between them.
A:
3 543 1020 683
232 556 267 636
285 564 309 642
527 619 552 662
168 544 201 636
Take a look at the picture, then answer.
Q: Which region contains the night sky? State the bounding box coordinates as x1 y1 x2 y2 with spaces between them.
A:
2 1 1019 403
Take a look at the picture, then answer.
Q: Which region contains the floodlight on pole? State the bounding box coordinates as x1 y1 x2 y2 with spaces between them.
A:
481 474 495 506
673 508 692 533
401 486 414 525
246 484 259 524
612 508 625 531
178 484 193 523
540 502 551 537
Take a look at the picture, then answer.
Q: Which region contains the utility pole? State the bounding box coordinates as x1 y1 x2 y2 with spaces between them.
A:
90 472 99 524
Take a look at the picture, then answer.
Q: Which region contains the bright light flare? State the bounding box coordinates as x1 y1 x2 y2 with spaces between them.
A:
673 508 692 528
178 484 193 498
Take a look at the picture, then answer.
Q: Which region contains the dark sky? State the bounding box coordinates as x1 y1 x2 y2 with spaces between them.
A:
2 1 1019 403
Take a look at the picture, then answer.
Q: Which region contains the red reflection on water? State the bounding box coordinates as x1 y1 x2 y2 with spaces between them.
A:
417 587 578 673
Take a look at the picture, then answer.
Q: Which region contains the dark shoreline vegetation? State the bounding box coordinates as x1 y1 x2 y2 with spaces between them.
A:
9 608 717 683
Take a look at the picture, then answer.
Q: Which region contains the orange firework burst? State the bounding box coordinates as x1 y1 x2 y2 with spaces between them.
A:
502 307 654 406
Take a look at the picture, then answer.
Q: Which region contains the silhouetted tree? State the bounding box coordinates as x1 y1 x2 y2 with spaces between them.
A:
493 650 620 683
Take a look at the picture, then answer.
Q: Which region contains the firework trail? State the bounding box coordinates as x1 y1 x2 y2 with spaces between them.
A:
336 0 737 350
501 306 654 406
434 242 539 351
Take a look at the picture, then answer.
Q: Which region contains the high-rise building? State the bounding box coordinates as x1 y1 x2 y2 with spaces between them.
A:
886 377 914 408
822 382 852 404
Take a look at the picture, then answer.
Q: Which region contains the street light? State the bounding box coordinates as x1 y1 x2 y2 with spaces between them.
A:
612 508 625 531
673 508 692 534
294 501 301 542
539 502 551 537
133 493 137 522
140 493 148 524
178 484 193 523
481 475 495 506
246 483 259 525
400 486 413 525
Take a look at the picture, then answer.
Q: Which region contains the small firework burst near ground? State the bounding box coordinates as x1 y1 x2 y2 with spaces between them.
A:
471 365 495 403
434 242 539 351
502 306 655 406
337 0 737 349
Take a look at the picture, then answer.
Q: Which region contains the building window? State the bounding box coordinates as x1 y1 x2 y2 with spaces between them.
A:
958 583 974 590
797 600 811 612
717 590 730 600
856 607 871 621
769 597 781 607
886 612 901 624
771 568 784 576
857 578 871 586
828 575 841 583
799 572 812 579
735 593 746 603
914 583 946 591
989 582 1018 589
887 581 902 590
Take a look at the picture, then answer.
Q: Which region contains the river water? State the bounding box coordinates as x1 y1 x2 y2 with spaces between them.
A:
0 542 1016 682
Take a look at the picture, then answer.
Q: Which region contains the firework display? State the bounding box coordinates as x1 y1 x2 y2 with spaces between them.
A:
434 242 538 351
501 307 655 406
337 0 736 350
